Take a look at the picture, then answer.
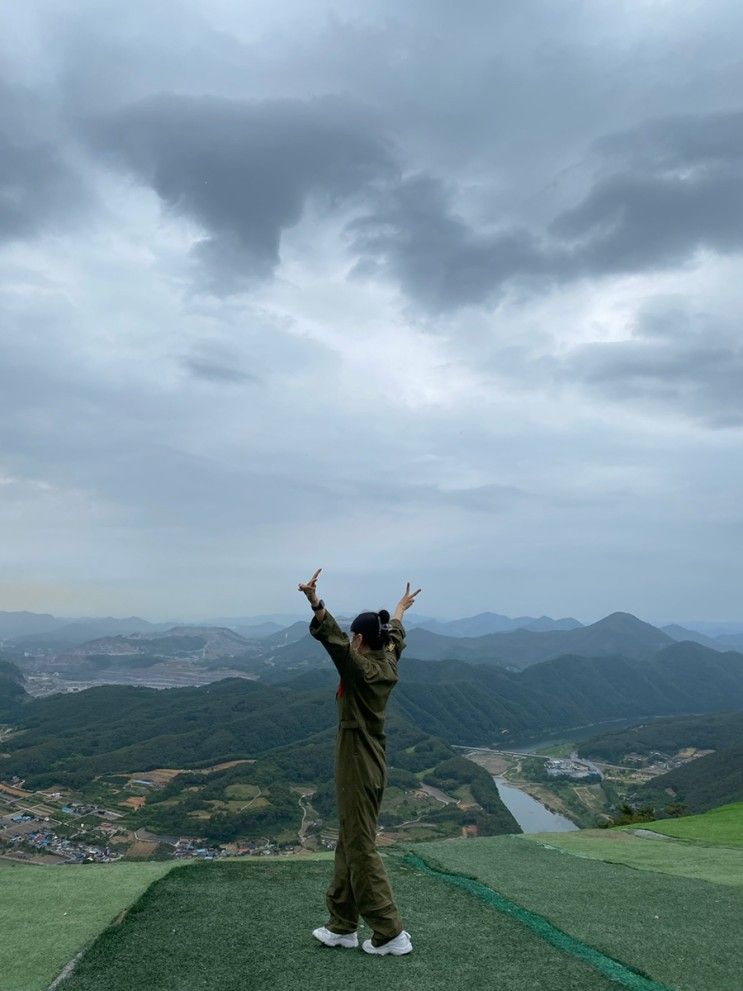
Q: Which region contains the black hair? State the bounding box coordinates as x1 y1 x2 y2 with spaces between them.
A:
350 609 391 651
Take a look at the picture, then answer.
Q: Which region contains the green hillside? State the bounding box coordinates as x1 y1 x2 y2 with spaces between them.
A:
139 718 519 842
631 802 743 846
0 678 335 788
0 659 26 717
520 826 743 883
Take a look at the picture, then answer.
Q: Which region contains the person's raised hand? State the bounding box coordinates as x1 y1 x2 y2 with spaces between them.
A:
298 568 322 604
396 581 421 614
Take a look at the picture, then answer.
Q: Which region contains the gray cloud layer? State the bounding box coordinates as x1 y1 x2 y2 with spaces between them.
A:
1 1 743 619
71 90 743 314
0 79 89 241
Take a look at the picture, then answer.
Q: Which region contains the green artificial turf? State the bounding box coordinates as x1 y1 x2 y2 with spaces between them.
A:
58 858 624 991
0 861 181 991
627 803 743 847
413 836 743 991
404 853 669 991
519 828 743 886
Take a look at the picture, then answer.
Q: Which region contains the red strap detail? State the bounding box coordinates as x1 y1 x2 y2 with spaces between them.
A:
336 679 345 698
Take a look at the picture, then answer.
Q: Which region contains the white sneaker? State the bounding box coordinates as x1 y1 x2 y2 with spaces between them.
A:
312 926 358 949
362 930 413 956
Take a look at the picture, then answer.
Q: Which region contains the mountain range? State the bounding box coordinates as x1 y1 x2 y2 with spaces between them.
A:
253 611 682 673
5 607 743 652
4 637 743 771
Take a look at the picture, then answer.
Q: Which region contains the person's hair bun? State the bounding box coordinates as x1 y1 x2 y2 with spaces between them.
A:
378 609 390 624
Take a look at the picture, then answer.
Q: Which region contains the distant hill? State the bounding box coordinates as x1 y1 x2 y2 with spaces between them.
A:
661 624 723 650
411 612 583 637
678 620 743 637
232 622 285 638
257 621 312 649
10 616 164 650
398 611 674 669
57 626 257 666
0 610 61 639
714 632 743 651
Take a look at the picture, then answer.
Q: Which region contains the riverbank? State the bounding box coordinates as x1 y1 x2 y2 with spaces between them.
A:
494 778 578 833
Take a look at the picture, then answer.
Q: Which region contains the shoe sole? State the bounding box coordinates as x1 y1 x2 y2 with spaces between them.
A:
312 934 358 949
363 944 413 956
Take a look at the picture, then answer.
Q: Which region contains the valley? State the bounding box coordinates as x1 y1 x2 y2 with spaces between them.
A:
2 610 743 864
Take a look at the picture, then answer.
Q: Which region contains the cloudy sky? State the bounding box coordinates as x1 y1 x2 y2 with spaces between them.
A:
2 0 743 624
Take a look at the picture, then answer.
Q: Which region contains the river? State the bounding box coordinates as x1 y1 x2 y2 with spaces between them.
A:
493 777 579 833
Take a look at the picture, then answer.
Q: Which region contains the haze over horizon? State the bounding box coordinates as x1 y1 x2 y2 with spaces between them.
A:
3 2 743 620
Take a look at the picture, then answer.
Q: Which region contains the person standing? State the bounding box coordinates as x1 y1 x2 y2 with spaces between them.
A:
297 568 421 956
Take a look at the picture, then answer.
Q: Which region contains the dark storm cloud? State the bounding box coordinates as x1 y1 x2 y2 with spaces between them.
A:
77 93 395 291
349 174 554 310
595 110 743 170
351 109 743 310
563 302 743 428
0 78 89 241
552 110 743 275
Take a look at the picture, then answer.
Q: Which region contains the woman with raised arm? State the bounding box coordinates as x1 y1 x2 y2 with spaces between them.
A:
297 568 421 957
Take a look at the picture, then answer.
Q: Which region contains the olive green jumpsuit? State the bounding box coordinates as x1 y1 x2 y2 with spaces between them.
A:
310 609 405 945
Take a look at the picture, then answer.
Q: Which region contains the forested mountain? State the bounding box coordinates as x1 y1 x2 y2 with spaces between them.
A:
578 706 743 814
0 678 334 787
639 743 743 813
391 644 743 744
578 710 743 762
4 639 743 788
0 660 26 717
405 612 675 668
0 671 521 840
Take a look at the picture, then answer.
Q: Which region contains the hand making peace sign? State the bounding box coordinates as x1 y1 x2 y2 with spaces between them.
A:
298 567 322 604
396 581 422 614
